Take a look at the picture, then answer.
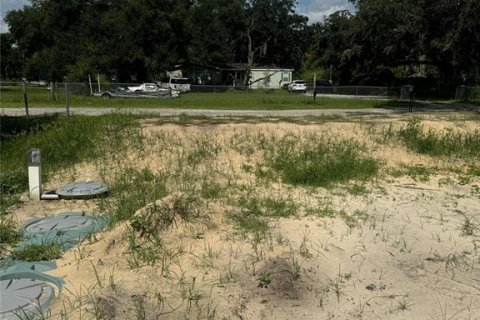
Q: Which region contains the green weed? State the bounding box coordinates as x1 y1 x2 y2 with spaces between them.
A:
305 201 336 218
229 195 297 238
339 210 370 229
12 242 63 261
229 211 269 239
467 165 480 177
461 216 476 237
132 295 147 320
396 297 414 311
187 137 220 169
0 218 22 254
396 120 480 157
257 197 297 218
125 193 197 269
263 134 380 187
200 179 225 199
406 164 435 182
346 183 369 196
257 271 272 288
100 168 168 224
0 193 21 216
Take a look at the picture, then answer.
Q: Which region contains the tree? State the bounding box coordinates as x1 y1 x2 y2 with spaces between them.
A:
421 0 480 84
188 0 246 64
241 0 308 84
307 10 357 84
0 33 23 80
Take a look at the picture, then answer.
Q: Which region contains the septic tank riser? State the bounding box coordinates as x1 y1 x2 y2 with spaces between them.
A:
28 165 42 200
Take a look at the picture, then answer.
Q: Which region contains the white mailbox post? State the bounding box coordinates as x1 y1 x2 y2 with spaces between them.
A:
27 149 42 200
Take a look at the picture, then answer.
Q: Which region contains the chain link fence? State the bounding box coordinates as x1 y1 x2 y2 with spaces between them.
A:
455 86 480 101
1 81 479 115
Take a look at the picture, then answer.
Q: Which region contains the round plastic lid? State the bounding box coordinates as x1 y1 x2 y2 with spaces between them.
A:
56 181 108 199
24 213 96 234
0 278 54 319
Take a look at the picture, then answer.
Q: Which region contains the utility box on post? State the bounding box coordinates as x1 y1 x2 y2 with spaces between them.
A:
27 149 42 200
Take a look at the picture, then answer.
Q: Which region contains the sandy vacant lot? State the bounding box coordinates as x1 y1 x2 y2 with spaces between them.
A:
6 114 480 319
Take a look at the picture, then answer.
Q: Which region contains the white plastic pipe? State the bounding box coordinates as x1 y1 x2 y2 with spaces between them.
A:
28 165 42 200
28 148 42 200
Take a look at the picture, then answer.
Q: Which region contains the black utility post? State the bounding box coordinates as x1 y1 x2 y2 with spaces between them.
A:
22 78 29 118
64 77 70 116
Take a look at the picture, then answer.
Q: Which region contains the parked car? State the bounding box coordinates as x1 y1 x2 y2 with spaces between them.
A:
288 80 307 93
127 83 159 92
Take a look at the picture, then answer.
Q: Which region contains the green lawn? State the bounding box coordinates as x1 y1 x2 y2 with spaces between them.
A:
0 85 404 110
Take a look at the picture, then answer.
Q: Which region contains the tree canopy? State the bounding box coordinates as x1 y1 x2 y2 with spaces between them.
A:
2 0 479 85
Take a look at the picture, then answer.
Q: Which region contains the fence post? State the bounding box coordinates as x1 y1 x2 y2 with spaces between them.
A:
88 75 93 95
97 74 101 93
409 86 415 113
22 78 29 118
64 79 70 116
50 81 57 101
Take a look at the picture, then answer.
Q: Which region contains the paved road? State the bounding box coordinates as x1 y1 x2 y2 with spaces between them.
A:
1 107 394 117
2 103 478 118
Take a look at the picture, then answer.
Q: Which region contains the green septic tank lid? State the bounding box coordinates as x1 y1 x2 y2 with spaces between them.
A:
23 212 96 233
20 212 108 251
56 181 108 199
0 277 55 320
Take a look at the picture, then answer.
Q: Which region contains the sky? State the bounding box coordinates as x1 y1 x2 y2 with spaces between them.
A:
0 0 355 33
297 0 354 23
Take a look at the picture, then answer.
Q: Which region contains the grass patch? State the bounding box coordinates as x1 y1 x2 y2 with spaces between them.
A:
0 193 22 216
345 183 369 196
125 193 198 269
229 195 297 238
395 120 480 157
1 85 399 110
0 218 22 254
387 164 437 182
229 211 269 239
99 168 169 224
12 242 63 261
263 134 380 187
405 164 436 182
339 210 370 229
305 202 336 218
201 179 225 199
460 216 476 237
237 196 297 218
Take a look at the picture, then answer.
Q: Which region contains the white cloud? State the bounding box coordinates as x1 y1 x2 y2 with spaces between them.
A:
297 0 355 24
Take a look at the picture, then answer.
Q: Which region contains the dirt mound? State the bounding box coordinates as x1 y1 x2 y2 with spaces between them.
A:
253 257 301 300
